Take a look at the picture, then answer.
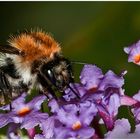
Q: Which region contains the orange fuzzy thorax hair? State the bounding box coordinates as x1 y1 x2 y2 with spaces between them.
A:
8 31 61 62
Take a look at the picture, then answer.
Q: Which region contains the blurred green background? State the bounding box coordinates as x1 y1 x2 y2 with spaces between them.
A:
0 1 140 97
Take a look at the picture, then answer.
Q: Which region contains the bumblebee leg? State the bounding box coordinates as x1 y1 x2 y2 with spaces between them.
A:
46 86 58 100
39 90 50 100
9 103 12 110
0 71 12 106
37 74 58 100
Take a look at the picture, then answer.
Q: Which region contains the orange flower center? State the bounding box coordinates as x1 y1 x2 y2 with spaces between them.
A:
89 86 98 93
17 106 31 116
72 121 82 130
134 54 140 63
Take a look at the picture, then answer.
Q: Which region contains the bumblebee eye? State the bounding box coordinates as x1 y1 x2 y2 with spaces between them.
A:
46 69 56 84
47 70 52 76
47 69 53 78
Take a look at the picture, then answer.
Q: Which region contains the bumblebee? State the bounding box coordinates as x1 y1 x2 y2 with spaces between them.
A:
0 29 78 106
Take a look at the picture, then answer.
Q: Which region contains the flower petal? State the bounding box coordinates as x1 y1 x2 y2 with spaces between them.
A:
64 83 86 100
77 127 95 138
21 111 49 129
105 119 131 138
107 94 121 116
106 119 140 138
97 105 114 130
80 64 103 90
34 134 45 139
27 95 47 110
0 113 15 128
48 99 59 113
79 101 97 125
40 117 55 138
133 90 140 102
121 95 137 106
98 70 124 91
0 93 26 111
124 40 140 65
56 107 78 127
54 126 73 138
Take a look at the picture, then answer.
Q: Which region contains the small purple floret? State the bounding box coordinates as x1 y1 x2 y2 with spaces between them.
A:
124 40 140 65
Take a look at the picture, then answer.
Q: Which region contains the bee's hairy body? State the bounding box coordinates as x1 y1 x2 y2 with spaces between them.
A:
0 29 74 105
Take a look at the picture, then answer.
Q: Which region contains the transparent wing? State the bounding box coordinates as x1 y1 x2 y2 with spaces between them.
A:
0 45 21 55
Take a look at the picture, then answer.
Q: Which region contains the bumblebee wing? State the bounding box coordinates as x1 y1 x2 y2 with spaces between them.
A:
0 45 23 68
0 45 21 55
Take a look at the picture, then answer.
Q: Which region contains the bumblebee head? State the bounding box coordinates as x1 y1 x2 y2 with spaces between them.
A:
39 56 74 91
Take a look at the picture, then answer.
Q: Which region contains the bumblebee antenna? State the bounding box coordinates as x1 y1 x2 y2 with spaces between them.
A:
71 61 89 65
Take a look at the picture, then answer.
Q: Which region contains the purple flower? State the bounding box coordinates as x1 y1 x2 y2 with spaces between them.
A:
85 66 125 130
64 64 126 130
39 116 55 138
0 112 16 128
21 111 49 129
0 93 48 138
54 124 94 139
131 90 140 124
0 62 135 139
47 99 97 138
119 90 140 124
34 134 45 139
98 70 125 91
124 40 140 65
105 118 140 138
64 83 87 101
120 95 137 106
80 64 103 90
97 93 121 130
105 119 130 138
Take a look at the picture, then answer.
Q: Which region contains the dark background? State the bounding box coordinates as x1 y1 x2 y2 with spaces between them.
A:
0 2 140 97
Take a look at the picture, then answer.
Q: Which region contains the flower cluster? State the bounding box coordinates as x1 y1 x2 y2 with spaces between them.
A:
0 40 140 138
